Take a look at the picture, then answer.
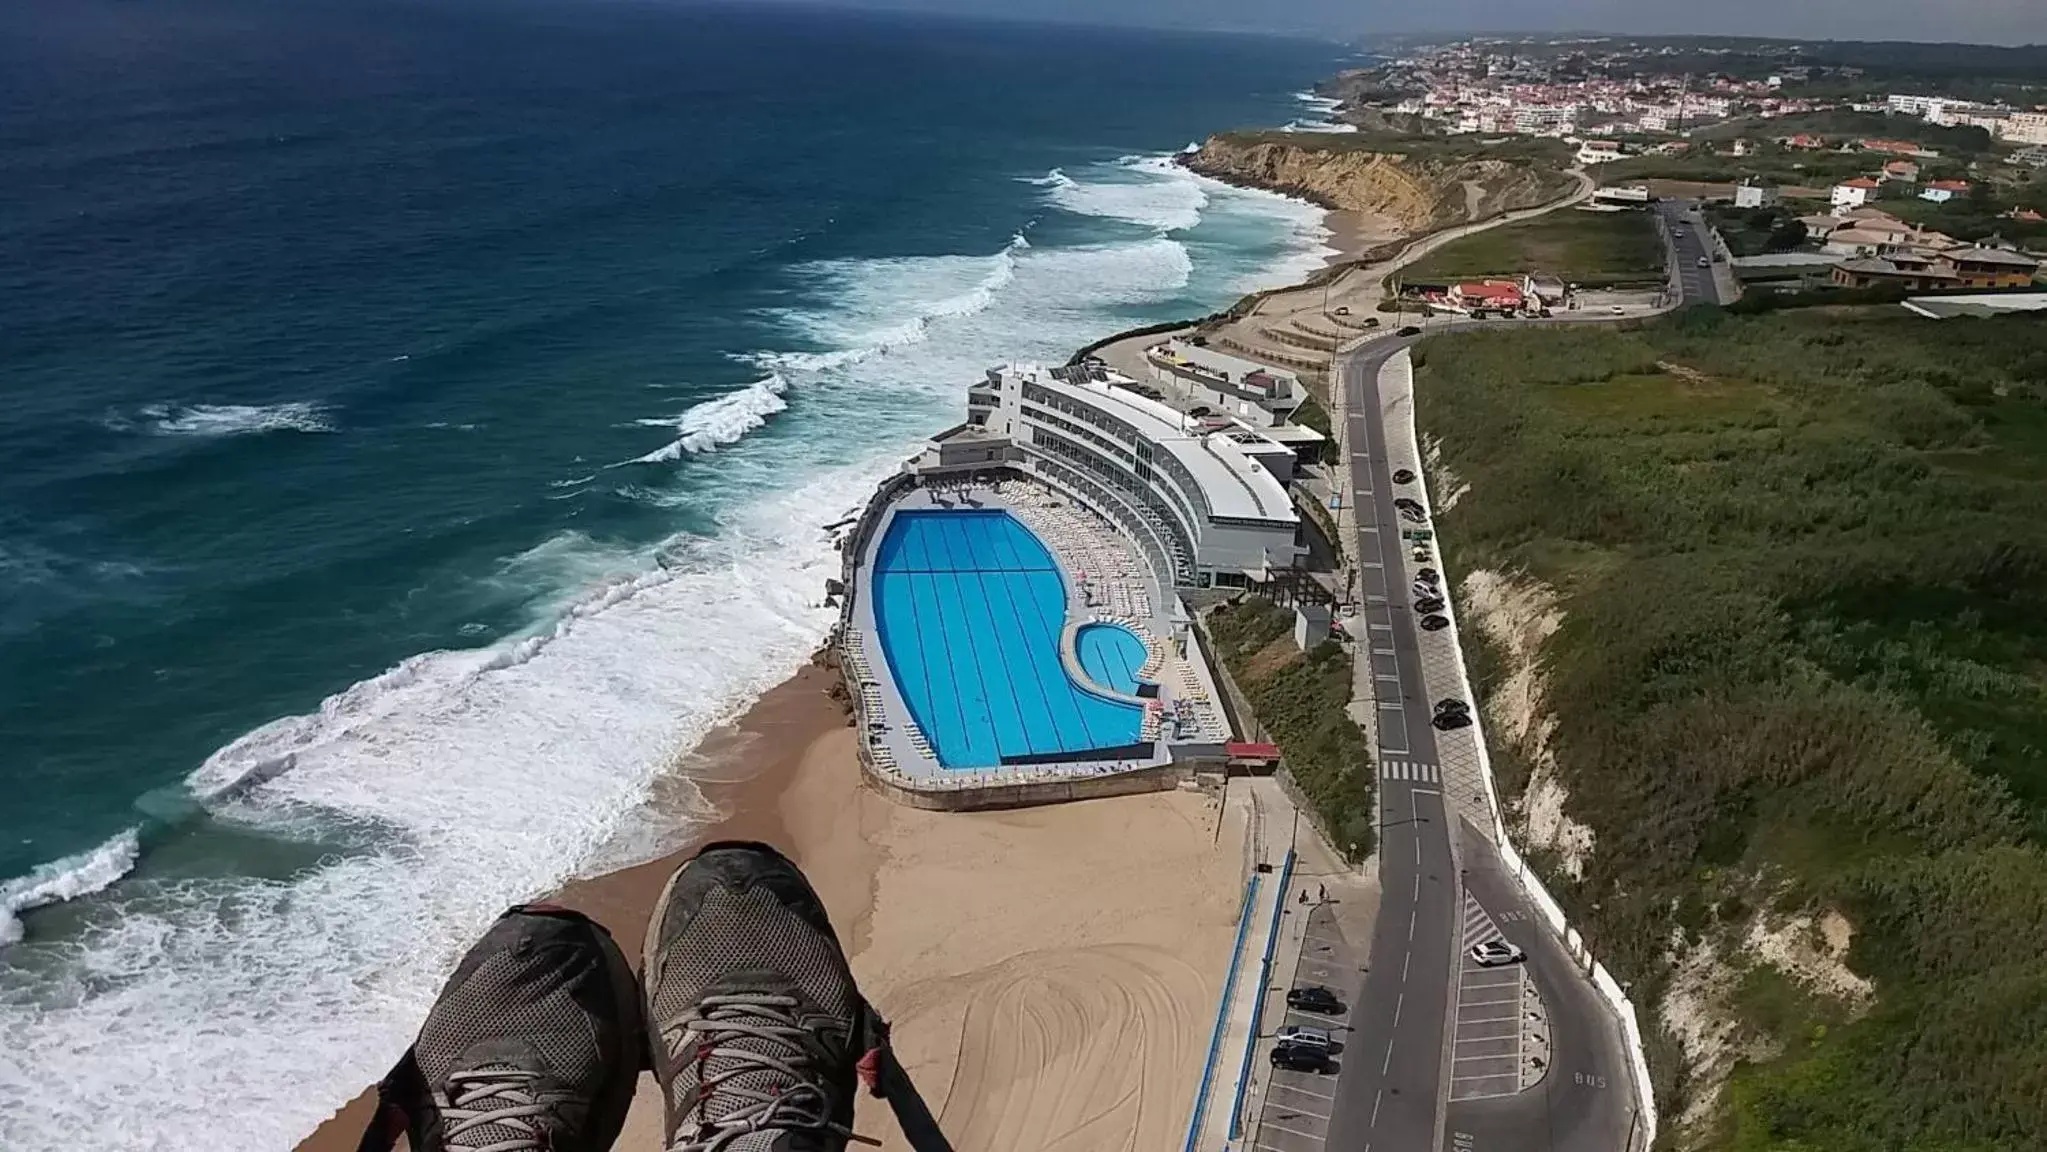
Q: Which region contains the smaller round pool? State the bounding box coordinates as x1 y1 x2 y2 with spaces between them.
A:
1074 623 1148 696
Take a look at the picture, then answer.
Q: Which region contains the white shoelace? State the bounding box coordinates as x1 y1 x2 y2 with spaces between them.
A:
441 1066 552 1152
662 992 878 1152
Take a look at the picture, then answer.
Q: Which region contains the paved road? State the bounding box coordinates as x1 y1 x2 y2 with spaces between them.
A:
1447 818 1637 1152
1323 337 1459 1152
1655 199 1725 306
1321 192 1704 1151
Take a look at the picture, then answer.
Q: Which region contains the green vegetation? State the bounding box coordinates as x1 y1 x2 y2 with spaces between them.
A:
1399 208 1664 288
1213 129 1573 168
1412 310 2047 1150
1205 599 1374 861
1706 204 1808 258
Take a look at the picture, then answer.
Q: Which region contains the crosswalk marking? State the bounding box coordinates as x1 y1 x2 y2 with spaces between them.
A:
1378 759 1442 784
1462 892 1505 949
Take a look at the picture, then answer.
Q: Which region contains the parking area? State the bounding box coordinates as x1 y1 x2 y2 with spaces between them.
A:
1451 893 1548 1101
1248 900 1358 1152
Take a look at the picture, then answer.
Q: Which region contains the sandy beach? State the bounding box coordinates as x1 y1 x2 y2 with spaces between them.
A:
298 656 1247 1152
1322 208 1407 266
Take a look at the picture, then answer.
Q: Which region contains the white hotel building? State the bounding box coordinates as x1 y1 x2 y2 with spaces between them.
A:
925 363 1305 590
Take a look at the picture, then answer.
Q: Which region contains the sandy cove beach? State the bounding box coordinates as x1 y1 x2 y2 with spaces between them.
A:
298 657 1248 1152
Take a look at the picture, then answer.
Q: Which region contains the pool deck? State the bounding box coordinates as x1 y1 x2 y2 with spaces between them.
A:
841 475 1234 797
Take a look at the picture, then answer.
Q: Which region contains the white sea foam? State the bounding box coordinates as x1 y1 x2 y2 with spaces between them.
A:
0 466 886 1151
118 401 336 437
622 374 790 464
1043 155 1208 233
0 829 141 946
0 147 1340 1152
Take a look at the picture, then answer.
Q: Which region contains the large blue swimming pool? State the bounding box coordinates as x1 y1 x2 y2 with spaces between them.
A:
871 510 1143 769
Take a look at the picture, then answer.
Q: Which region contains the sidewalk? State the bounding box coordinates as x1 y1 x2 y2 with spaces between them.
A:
1194 782 1290 1152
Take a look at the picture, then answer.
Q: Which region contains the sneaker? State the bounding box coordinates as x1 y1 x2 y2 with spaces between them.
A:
642 841 870 1152
364 904 644 1152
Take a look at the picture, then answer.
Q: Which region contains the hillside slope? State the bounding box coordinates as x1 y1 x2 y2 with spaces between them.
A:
1181 132 1577 232
1414 310 2047 1152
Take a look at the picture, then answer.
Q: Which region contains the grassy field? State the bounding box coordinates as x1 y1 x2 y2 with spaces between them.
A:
1398 207 1665 288
1413 310 2047 1151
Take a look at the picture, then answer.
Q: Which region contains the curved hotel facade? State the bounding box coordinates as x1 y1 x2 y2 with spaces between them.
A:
943 363 1305 589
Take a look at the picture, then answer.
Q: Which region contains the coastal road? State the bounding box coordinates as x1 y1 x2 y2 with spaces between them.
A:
1322 333 1458 1152
1447 817 1637 1152
1325 329 1643 1152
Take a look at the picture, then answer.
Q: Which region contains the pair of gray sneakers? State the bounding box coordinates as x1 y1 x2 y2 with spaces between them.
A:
361 842 872 1152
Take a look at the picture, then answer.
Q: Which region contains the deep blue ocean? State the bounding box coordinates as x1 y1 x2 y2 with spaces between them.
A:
0 0 1342 1142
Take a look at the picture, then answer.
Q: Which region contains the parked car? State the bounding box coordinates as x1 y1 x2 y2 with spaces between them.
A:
1419 614 1450 631
1286 985 1345 1014
1412 581 1439 601
1392 468 1416 484
1432 710 1473 731
1396 325 1422 337
1271 1043 1330 1072
1697 255 1711 267
1333 305 1351 316
1413 596 1446 615
1399 505 1427 524
1470 940 1525 967
1416 568 1440 586
1393 496 1422 512
1609 305 1626 315
1275 1025 1334 1051
1435 698 1470 716
1411 546 1432 564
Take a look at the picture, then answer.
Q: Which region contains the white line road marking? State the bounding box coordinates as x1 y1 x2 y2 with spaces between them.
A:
1371 1089 1383 1127
1410 787 1442 796
1463 974 1521 988
1258 1120 1330 1141
1376 673 1400 681
1393 991 1405 1028
1459 991 1522 1005
1269 1081 1335 1101
1455 1052 1517 1063
1457 1011 1523 1023
1452 1073 1521 1085
1378 701 1404 710
1402 951 1410 981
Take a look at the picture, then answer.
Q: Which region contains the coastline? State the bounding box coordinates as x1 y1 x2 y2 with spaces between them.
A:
298 645 1247 1152
290 134 1376 1152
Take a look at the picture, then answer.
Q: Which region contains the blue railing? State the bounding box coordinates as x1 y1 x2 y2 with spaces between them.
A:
1183 874 1260 1152
1227 849 1298 1141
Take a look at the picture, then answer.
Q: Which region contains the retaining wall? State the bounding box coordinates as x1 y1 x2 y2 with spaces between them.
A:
1226 849 1297 1141
1184 875 1262 1152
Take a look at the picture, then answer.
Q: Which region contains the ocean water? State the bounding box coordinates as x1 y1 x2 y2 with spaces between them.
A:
0 0 1341 1144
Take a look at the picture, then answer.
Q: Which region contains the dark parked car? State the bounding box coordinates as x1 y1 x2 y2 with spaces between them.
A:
1392 468 1416 484
1432 709 1473 731
1435 698 1470 716
1414 596 1446 615
1393 496 1423 512
1286 985 1345 1014
1416 568 1440 586
1271 1043 1330 1072
1399 506 1427 524
1419 614 1450 631
1396 325 1422 337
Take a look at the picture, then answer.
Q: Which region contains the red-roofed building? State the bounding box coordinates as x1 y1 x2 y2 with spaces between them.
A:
1781 133 1825 149
1921 179 1972 203
1860 138 1940 158
1449 280 1526 312
1831 177 1881 211
1881 159 1920 183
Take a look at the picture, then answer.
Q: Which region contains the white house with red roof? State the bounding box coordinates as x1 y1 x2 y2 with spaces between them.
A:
1831 177 1880 212
1921 179 1971 203
1448 280 1526 312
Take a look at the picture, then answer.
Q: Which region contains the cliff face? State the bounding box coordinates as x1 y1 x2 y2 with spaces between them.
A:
1181 135 1573 233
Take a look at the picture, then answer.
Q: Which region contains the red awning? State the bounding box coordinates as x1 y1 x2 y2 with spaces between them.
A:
1226 742 1281 760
